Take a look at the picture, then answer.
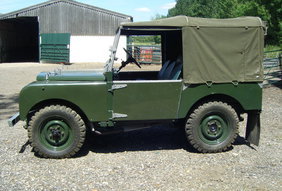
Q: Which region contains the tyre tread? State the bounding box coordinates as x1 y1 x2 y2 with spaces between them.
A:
185 101 239 153
27 105 86 158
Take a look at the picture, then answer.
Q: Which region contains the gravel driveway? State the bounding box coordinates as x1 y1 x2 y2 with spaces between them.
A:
0 63 281 190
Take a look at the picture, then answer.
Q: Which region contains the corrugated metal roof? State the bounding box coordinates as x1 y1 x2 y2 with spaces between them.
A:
0 0 132 35
0 0 131 20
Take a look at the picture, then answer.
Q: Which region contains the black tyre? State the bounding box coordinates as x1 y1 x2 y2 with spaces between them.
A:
185 101 239 153
28 105 86 158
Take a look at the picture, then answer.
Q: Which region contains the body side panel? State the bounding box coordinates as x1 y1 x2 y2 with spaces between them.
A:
112 80 183 120
19 81 109 122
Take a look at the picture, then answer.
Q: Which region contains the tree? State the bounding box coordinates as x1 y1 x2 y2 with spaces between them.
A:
168 0 238 18
260 0 281 44
151 13 167 20
233 0 281 45
168 0 281 45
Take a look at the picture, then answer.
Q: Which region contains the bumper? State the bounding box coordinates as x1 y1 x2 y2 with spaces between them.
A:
8 112 20 127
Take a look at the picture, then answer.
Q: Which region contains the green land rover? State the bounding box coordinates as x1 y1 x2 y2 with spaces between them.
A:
8 16 266 158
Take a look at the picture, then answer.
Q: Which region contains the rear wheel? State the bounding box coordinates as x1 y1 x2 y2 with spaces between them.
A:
28 105 86 158
185 101 238 153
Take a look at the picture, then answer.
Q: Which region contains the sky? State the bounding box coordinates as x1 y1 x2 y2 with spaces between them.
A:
0 0 176 21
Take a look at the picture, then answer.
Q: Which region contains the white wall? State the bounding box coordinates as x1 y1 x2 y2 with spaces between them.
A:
69 35 126 63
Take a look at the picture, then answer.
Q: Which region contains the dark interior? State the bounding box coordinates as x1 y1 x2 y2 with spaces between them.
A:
0 17 39 63
115 71 159 80
161 30 182 62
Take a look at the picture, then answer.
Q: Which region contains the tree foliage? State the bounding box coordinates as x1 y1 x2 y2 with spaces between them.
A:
130 35 161 45
260 0 281 45
168 0 281 45
168 0 238 18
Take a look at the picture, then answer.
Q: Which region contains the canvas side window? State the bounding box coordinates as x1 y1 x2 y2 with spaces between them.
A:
113 35 162 81
114 31 183 81
160 30 183 80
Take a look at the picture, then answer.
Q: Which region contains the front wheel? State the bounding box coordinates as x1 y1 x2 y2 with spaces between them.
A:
28 105 86 158
185 101 239 153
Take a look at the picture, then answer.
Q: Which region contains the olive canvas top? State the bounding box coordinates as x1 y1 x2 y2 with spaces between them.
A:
121 15 264 28
122 16 266 84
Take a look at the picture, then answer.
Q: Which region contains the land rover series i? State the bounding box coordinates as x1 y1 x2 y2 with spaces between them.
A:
8 16 265 158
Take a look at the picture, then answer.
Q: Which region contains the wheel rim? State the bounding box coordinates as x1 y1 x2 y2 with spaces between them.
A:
39 118 73 151
198 114 230 145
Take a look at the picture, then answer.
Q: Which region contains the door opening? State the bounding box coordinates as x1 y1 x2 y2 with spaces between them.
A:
0 17 39 63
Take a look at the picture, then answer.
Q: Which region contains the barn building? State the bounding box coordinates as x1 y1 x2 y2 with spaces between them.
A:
0 0 132 63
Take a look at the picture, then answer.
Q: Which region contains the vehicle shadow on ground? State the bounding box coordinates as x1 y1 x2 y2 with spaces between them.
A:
0 94 19 120
233 136 257 150
78 125 197 156
77 127 255 158
271 79 282 89
77 126 250 157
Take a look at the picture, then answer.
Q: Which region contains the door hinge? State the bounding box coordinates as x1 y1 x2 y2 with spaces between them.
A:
232 80 239 86
108 84 127 92
205 81 213 87
112 113 128 119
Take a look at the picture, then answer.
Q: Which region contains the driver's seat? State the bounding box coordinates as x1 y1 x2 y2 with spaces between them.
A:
158 60 176 80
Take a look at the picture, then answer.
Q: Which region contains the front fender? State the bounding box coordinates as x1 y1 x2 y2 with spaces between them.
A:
19 81 109 122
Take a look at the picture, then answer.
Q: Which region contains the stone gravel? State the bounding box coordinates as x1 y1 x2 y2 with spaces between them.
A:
0 63 281 191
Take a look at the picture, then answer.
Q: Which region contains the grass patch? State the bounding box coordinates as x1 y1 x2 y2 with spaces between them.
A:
264 45 281 52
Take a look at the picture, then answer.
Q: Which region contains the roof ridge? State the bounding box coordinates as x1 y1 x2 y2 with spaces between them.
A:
0 0 132 20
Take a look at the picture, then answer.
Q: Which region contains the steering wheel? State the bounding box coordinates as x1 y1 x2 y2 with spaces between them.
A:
117 48 141 72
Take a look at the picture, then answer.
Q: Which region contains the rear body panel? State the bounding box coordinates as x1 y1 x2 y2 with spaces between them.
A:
178 83 262 118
